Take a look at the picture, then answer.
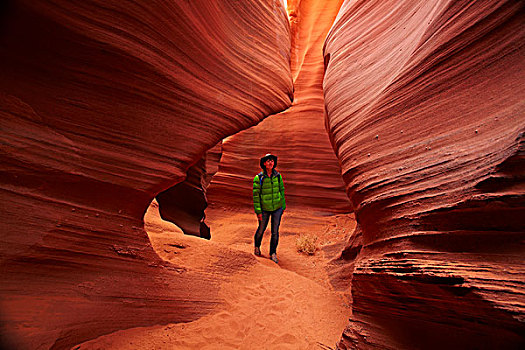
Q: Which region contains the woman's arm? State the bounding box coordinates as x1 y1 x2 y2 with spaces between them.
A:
253 175 262 214
279 174 286 210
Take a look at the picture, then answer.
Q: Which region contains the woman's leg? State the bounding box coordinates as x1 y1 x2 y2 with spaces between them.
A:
269 208 283 255
254 211 270 249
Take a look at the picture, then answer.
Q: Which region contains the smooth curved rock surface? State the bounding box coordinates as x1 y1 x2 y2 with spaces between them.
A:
0 0 291 348
208 0 351 213
323 0 525 348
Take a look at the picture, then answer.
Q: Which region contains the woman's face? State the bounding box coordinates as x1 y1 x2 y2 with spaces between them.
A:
264 159 274 170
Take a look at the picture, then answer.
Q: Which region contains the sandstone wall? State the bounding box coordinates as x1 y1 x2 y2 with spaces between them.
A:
0 1 292 348
323 0 524 348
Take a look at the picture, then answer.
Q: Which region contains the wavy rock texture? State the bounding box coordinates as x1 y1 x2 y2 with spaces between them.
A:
323 0 525 348
207 0 351 213
0 0 292 348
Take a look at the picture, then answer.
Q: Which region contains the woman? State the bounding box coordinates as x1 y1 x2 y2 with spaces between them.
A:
252 153 286 263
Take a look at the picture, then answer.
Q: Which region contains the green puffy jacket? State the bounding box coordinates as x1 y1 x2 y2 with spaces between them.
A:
253 170 286 214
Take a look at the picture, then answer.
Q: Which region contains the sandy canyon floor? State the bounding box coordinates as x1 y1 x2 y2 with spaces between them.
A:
74 201 355 349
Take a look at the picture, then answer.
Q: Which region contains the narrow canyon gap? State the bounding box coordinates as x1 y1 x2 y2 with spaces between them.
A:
207 0 350 213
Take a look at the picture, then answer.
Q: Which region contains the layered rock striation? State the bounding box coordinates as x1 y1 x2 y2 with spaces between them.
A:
0 0 292 348
208 0 351 213
323 0 525 348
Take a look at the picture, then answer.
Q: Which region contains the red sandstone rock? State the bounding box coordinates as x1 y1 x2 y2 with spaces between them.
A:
207 0 350 213
0 1 291 348
323 0 525 348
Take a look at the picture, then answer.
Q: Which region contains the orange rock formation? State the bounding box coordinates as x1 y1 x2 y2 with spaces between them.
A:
207 0 350 213
0 1 291 348
323 1 525 348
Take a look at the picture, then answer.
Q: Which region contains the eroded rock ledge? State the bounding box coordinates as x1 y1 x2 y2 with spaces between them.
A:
156 143 222 239
323 0 525 348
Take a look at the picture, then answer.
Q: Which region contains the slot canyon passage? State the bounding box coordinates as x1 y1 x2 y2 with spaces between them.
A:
0 0 524 349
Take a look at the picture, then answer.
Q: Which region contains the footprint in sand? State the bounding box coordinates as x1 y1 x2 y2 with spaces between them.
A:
275 294 288 303
243 293 254 301
215 311 231 320
228 319 239 330
272 333 299 345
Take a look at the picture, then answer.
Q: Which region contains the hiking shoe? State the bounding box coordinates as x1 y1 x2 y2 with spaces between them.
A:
270 253 278 264
254 247 261 256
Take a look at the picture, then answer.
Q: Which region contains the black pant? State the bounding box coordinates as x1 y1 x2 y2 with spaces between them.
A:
254 207 283 255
